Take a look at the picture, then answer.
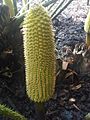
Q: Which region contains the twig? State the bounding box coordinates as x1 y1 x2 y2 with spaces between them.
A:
73 104 81 111
46 110 59 115
56 70 60 77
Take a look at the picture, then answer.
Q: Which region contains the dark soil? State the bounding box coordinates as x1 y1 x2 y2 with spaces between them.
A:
0 15 90 120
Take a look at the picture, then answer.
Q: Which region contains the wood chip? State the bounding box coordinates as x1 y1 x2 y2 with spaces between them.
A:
62 61 69 70
69 98 76 103
71 84 82 90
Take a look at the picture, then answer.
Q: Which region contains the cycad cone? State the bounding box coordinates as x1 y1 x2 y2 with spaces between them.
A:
84 10 90 46
23 5 56 102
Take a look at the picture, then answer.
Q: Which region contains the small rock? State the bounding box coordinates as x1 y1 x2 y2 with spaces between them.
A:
69 98 76 104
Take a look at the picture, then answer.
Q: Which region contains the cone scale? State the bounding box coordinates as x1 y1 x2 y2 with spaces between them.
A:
23 5 56 102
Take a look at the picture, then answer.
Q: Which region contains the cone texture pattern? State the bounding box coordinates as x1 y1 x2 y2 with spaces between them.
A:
23 5 56 102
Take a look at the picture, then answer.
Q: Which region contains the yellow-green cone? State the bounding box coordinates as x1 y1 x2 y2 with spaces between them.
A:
84 10 90 33
23 5 56 102
84 10 90 46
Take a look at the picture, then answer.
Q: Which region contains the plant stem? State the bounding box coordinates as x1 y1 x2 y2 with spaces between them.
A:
35 102 45 120
86 33 90 46
13 0 17 15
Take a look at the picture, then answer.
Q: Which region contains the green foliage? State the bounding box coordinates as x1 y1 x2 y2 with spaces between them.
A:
85 113 90 120
13 0 18 15
0 104 27 120
16 0 74 21
3 0 15 17
0 0 74 31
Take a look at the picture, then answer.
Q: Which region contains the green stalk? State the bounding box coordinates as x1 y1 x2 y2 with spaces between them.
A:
22 0 27 11
3 0 15 17
84 10 90 46
35 103 45 120
13 0 18 15
0 104 27 120
86 33 90 46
